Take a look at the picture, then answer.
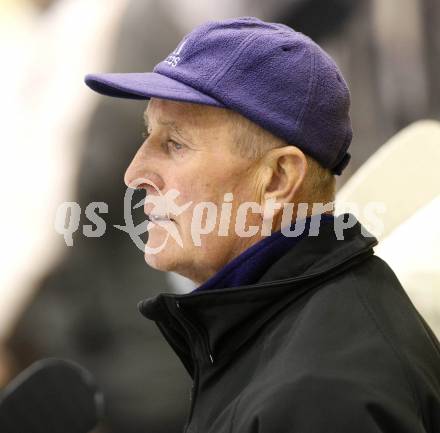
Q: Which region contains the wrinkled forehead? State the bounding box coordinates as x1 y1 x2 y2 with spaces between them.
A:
144 97 231 131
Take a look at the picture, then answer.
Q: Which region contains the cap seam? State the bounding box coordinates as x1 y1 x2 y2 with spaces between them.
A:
294 46 317 130
208 31 261 89
210 29 296 100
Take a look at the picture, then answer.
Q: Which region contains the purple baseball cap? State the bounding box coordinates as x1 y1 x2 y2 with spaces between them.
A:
85 17 352 174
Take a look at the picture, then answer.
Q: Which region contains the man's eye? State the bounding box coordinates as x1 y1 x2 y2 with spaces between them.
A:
168 140 184 151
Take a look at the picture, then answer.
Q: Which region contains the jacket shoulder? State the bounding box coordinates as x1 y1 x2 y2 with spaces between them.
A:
267 254 440 430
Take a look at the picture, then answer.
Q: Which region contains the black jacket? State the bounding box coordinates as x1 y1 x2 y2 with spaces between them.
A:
139 214 440 433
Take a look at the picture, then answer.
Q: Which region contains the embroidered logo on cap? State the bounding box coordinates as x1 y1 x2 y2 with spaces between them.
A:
164 39 187 68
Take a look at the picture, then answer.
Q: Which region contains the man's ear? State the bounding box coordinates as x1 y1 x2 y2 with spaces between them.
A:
259 146 307 206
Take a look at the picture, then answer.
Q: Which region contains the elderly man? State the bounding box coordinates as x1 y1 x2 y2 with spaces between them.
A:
85 17 440 433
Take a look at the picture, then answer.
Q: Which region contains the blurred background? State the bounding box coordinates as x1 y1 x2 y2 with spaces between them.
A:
0 0 439 432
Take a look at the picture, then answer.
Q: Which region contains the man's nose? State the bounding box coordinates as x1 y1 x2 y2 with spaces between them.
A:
124 153 140 189
124 150 164 191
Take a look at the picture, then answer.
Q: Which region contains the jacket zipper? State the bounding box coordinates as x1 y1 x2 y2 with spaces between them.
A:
175 299 214 364
155 321 194 376
174 299 214 431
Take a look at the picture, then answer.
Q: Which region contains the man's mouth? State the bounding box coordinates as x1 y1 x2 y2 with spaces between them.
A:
146 214 174 223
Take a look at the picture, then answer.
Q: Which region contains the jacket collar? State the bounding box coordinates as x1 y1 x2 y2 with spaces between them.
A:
138 214 378 376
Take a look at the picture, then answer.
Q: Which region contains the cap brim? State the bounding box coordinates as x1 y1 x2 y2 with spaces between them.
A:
84 72 224 107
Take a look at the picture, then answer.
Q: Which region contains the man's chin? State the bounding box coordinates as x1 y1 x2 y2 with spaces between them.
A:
143 238 179 272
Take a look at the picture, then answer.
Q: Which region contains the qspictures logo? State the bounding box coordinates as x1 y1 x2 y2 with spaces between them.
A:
114 178 192 254
54 178 386 254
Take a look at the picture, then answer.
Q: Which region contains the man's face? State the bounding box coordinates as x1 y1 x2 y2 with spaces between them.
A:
124 98 264 284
